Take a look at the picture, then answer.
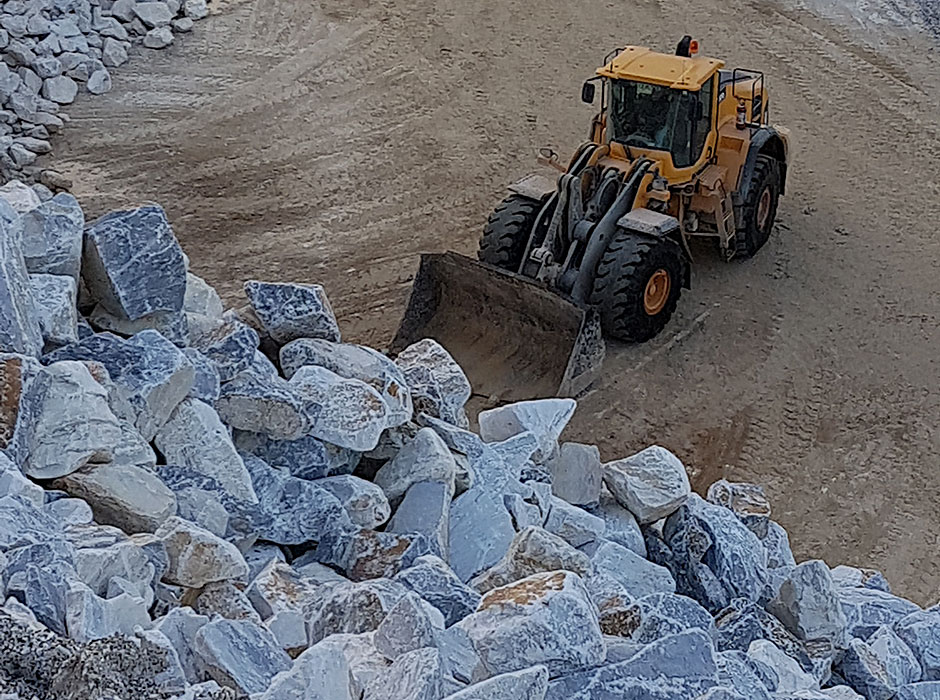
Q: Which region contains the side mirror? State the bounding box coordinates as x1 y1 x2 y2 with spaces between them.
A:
581 82 596 104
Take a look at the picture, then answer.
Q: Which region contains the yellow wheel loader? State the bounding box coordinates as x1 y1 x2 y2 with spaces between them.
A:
393 37 789 402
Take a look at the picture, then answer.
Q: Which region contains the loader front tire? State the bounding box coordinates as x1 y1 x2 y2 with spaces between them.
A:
478 195 541 272
735 155 781 258
590 230 684 343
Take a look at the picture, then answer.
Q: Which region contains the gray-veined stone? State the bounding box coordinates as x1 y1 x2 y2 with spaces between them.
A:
714 598 816 675
374 426 457 507
83 205 186 321
8 562 70 636
592 539 676 599
155 516 249 588
183 348 221 403
45 330 195 441
41 75 78 104
0 181 40 214
13 193 83 282
22 361 123 479
761 521 797 600
837 626 921 700
89 304 190 347
544 496 605 548
29 274 77 346
443 666 548 700
546 442 601 507
318 475 391 529
243 542 286 583
279 338 412 426
616 592 716 645
45 496 94 526
246 560 318 620
244 280 341 344
102 37 128 67
154 606 210 684
215 370 308 439
374 591 437 659
248 349 279 378
111 0 138 22
456 571 604 677
768 560 847 649
434 622 482 685
10 143 38 168
329 529 434 583
363 646 443 700
195 580 262 623
258 641 353 700
184 272 223 319
154 398 257 504
233 429 358 480
388 480 450 558
264 608 308 652
184 0 210 19
173 16 195 32
478 398 576 465
593 489 646 556
448 487 515 582
136 627 187 694
143 26 174 48
471 526 591 594
603 445 690 524
243 452 354 545
503 481 552 532
155 463 255 543
51 17 81 36
584 570 635 636
663 494 768 611
65 581 151 642
107 574 155 609
839 587 921 641
134 1 173 27
716 650 773 700
895 682 940 699
746 639 817 693
53 462 176 533
545 629 718 700
395 339 470 428
68 524 155 596
395 555 481 627
0 494 60 552
313 633 392 699
306 577 409 644
895 610 940 680
0 220 42 356
706 480 772 538
289 365 389 451
98 15 129 40
831 565 891 593
193 618 292 695
0 454 44 506
292 553 347 583
418 413 539 491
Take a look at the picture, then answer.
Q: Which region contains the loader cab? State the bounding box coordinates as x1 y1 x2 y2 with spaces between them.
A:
589 45 723 182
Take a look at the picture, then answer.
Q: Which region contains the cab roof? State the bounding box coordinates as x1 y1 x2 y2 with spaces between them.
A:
597 46 724 90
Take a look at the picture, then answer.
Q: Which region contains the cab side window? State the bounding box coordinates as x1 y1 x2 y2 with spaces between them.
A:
689 76 714 164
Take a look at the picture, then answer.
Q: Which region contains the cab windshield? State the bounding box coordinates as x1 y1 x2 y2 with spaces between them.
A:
608 78 712 168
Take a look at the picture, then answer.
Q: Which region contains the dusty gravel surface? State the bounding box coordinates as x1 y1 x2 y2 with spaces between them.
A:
51 0 940 603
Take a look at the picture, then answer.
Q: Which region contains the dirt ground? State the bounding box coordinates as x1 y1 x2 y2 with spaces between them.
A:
50 0 940 603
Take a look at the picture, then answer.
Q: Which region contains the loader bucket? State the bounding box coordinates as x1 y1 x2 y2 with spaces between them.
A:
391 252 605 404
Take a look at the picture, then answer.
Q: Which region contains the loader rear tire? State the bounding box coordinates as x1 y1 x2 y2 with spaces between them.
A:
735 155 781 258
590 230 684 343
478 195 541 272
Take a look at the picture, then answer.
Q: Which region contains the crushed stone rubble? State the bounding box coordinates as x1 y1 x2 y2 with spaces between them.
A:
0 180 938 700
0 0 211 187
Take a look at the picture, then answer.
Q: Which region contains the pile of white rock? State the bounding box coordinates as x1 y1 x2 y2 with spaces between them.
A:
1 179 939 700
0 0 210 184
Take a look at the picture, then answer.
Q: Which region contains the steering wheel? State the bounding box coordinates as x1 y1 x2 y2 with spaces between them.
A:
625 132 657 148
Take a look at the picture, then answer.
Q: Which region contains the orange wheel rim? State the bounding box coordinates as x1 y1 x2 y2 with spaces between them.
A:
643 269 671 315
758 187 772 230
